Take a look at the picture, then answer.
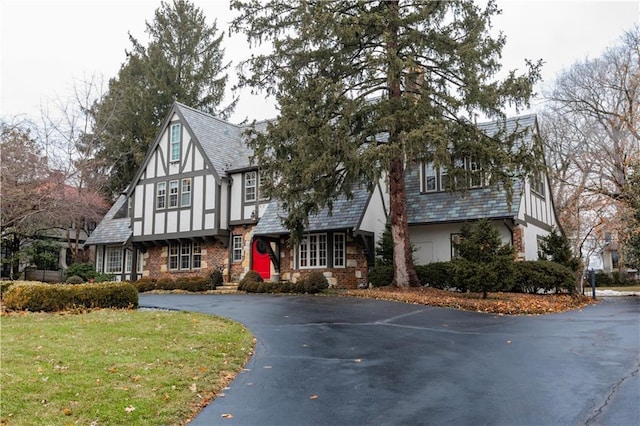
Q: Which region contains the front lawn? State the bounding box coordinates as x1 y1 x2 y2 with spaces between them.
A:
1 309 254 425
344 286 596 315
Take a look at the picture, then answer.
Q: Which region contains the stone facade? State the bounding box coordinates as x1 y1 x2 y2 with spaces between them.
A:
141 240 230 281
278 236 369 289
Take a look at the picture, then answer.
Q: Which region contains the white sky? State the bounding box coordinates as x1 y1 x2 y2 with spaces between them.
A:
1 0 638 124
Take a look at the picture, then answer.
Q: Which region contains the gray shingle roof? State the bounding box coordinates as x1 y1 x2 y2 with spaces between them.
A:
84 195 132 246
175 103 251 174
406 114 536 224
254 187 371 235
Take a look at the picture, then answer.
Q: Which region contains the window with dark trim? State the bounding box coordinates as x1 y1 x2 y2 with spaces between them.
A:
422 158 486 192
156 182 166 209
531 172 545 196
170 123 181 162
181 178 191 207
169 180 179 208
245 171 257 202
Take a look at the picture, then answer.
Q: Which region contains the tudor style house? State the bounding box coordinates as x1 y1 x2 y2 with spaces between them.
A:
86 105 559 287
85 102 387 287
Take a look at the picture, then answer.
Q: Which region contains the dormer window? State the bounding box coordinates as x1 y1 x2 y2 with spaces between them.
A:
422 158 486 192
170 123 181 162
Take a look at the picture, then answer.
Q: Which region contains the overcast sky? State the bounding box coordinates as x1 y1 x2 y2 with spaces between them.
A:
1 0 638 124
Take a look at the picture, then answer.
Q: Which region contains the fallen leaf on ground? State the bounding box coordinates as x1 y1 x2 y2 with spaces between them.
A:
221 413 233 419
125 405 135 413
309 395 319 400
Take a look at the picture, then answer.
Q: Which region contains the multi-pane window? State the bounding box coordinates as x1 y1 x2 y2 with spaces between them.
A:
259 171 269 201
333 233 345 268
181 178 191 207
105 247 123 273
168 245 179 270
169 180 179 208
180 244 191 269
424 163 437 192
245 171 257 202
192 242 202 269
125 249 132 273
299 234 327 268
156 182 166 209
168 242 202 271
422 158 485 192
531 173 545 196
232 235 243 262
170 123 181 162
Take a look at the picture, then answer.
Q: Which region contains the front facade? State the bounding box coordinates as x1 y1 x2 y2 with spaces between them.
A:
86 107 559 287
85 103 384 288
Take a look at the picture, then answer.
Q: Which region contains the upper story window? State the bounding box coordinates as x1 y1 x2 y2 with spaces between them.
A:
181 178 191 207
245 171 257 202
169 180 179 208
170 123 181 162
156 182 166 209
422 157 485 193
531 172 545 197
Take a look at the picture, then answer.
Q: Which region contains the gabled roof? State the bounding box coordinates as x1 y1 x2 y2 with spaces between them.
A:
406 114 536 225
254 187 372 235
174 103 251 175
84 195 132 246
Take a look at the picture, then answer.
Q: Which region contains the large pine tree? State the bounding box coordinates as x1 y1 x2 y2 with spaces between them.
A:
92 0 235 197
231 0 541 287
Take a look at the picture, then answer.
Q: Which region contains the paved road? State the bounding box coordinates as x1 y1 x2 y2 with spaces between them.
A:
139 294 640 426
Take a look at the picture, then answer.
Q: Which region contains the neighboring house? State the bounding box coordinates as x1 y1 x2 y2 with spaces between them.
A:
86 105 557 286
85 103 385 287
406 114 559 264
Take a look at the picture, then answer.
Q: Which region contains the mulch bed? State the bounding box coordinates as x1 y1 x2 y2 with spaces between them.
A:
343 286 596 315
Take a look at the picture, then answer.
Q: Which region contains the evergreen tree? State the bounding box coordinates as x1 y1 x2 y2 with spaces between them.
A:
453 219 514 299
538 228 581 273
231 0 541 287
92 0 235 197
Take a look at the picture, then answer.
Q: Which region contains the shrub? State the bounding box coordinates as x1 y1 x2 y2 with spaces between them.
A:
93 273 115 283
513 260 576 294
1 281 14 296
450 256 514 299
210 269 224 288
415 262 454 289
134 277 158 293
3 282 138 312
65 275 85 284
239 270 263 291
65 263 96 281
368 265 394 287
304 271 329 294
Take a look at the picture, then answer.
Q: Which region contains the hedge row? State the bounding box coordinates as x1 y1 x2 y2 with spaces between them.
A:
369 260 577 294
132 276 216 293
238 270 329 294
3 282 138 312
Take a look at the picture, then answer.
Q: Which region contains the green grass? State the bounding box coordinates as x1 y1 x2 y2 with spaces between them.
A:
1 309 254 425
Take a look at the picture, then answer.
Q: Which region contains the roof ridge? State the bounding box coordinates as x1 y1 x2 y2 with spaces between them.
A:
174 102 242 129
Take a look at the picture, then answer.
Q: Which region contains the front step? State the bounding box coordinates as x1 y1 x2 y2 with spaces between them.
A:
212 282 240 294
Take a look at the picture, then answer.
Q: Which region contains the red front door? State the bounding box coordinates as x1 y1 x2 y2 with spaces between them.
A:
252 239 271 280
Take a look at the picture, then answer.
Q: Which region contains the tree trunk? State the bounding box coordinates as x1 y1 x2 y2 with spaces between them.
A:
389 157 420 288
385 0 418 288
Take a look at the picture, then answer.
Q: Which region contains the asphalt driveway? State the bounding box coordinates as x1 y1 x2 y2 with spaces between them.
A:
139 294 639 426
